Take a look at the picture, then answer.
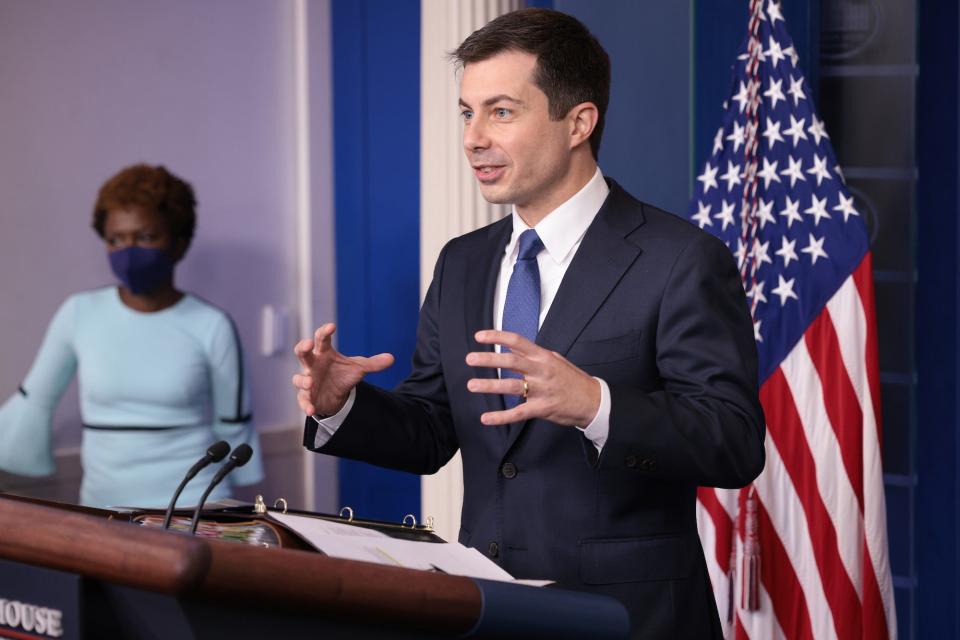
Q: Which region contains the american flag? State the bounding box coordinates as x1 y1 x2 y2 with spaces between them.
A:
687 1 897 638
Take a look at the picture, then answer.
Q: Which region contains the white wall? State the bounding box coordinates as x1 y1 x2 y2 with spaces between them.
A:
0 0 336 510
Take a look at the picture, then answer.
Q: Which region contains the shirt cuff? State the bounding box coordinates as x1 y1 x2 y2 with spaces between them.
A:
311 387 357 448
577 377 610 454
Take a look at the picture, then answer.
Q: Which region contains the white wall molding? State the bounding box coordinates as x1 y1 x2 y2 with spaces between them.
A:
420 0 520 543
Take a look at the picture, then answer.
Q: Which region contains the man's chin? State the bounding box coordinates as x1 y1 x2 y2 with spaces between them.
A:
476 183 513 205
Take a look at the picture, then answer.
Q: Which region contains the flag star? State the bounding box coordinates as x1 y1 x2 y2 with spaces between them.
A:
726 121 746 152
715 200 736 231
692 201 713 228
735 238 748 269
783 45 800 67
834 193 860 222
801 233 828 264
779 196 803 228
783 115 808 147
721 161 743 192
754 319 763 343
767 1 785 25
758 157 782 189
804 194 831 226
775 236 799 267
834 164 846 183
765 37 786 67
780 155 806 187
697 162 719 193
808 114 830 145
747 279 768 305
788 75 806 105
756 198 776 229
762 117 785 149
732 81 750 114
752 239 773 266
713 127 724 155
807 154 832 186
763 78 786 110
771 274 799 306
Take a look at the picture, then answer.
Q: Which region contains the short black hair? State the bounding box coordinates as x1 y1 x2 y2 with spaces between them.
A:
92 164 197 249
452 8 611 158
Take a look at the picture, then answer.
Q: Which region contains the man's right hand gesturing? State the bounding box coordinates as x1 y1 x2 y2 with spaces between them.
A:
291 323 395 417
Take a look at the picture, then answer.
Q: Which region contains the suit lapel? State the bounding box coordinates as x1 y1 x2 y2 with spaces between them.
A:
504 182 646 454
464 217 513 418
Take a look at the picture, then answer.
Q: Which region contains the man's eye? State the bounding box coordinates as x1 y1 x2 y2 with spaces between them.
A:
495 108 511 118
138 233 158 243
460 110 473 121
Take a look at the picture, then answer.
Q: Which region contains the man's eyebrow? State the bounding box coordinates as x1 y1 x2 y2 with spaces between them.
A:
458 95 525 109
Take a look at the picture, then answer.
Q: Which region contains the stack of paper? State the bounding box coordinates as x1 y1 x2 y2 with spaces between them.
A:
268 512 550 586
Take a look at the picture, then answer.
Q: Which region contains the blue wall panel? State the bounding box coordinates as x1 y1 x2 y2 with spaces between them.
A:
332 0 421 522
916 1 959 635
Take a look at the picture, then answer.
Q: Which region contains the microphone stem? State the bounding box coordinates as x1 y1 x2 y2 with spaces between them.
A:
163 474 193 530
189 467 231 535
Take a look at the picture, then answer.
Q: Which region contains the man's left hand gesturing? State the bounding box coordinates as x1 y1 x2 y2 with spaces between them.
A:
465 330 601 427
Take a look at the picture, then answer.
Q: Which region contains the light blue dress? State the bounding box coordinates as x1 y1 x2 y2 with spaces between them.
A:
0 287 263 508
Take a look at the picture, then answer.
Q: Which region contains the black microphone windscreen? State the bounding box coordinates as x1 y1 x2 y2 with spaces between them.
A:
231 443 254 466
207 440 231 462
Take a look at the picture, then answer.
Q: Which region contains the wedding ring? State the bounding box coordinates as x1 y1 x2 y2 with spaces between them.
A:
521 378 529 400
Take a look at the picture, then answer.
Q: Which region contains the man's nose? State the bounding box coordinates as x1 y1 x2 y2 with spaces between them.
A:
463 119 489 152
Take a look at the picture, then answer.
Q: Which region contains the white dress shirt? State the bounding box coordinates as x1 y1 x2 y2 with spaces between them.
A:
313 168 612 452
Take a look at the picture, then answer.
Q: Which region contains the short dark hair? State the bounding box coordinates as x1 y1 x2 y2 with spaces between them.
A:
452 8 611 158
92 164 197 249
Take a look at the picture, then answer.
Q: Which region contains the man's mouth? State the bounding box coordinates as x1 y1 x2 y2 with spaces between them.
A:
473 165 506 183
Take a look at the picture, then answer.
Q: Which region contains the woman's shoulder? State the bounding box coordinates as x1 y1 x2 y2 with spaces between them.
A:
61 285 119 314
178 294 239 333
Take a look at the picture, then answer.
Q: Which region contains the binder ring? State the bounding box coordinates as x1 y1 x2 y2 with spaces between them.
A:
402 514 417 528
339 506 354 521
426 516 436 531
273 498 288 513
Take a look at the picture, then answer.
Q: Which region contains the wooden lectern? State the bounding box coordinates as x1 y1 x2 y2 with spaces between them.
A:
0 495 629 639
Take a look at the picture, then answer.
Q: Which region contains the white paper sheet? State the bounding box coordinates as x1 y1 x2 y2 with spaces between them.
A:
267 512 550 585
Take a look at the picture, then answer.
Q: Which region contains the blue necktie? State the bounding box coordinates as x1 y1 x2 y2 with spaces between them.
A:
501 229 544 409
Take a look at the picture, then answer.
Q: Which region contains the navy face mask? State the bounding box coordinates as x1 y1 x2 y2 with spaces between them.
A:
109 246 175 294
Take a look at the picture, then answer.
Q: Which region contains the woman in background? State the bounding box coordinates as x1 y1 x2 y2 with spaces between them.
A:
0 164 263 508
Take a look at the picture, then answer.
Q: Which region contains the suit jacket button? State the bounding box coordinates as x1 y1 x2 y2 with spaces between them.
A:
647 459 657 471
625 454 637 469
501 462 518 479
488 542 499 558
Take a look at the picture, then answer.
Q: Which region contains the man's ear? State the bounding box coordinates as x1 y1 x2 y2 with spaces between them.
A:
567 102 599 150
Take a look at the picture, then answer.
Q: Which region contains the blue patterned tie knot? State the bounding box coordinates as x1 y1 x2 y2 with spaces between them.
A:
516 228 544 262
501 229 543 409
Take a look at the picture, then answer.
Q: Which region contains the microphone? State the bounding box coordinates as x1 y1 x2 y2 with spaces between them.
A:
189 443 254 535
162 440 231 530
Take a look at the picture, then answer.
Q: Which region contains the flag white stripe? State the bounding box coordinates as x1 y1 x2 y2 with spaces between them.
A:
826 278 898 636
755 435 839 640
780 335 865 598
696 500 734 640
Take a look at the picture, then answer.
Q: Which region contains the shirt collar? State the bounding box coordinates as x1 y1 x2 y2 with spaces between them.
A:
506 168 610 264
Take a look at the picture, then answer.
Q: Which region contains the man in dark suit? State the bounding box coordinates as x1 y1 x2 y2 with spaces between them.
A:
292 8 765 638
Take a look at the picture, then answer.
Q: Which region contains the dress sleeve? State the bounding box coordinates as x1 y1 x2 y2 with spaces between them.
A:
207 313 263 487
0 297 79 476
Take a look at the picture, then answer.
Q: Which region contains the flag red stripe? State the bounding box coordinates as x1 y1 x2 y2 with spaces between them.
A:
698 487 734 573
804 309 866 511
755 498 815 640
761 369 863 639
851 253 883 447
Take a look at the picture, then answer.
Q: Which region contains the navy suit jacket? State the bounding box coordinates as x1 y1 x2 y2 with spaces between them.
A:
305 179 766 638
